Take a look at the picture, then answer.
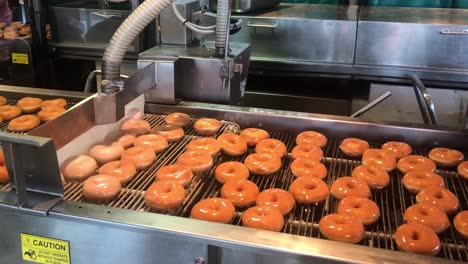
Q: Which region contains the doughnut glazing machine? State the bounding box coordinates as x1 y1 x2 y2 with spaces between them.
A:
1 1 468 264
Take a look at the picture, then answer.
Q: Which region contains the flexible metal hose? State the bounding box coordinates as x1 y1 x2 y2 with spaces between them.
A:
214 0 230 57
102 0 174 86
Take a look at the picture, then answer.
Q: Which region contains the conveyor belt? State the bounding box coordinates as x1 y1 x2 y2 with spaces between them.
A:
2 113 468 261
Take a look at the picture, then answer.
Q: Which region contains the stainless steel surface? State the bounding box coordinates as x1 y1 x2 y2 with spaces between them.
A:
84 70 129 93
141 57 181 104
209 0 280 13
160 0 200 46
411 73 438 126
351 91 392 118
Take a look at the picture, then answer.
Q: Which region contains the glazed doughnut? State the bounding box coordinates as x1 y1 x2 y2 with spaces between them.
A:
8 115 40 132
454 211 468 239
61 155 98 182
214 161 249 184
134 134 168 154
244 153 282 175
217 133 248 156
194 118 221 136
290 158 327 179
165 112 191 127
17 97 43 113
394 223 440 256
89 143 124 164
221 179 259 208
255 139 287 158
458 161 468 180
402 170 445 194
10 22 23 28
397 155 436 174
37 106 66 122
240 128 270 147
82 175 121 203
0 165 8 183
291 144 323 161
296 131 327 148
155 164 193 187
114 134 135 149
176 151 213 173
330 177 371 200
289 176 329 204
120 118 151 135
190 198 235 224
337 196 380 225
404 204 449 233
187 137 221 157
0 96 7 106
428 147 464 167
41 98 67 109
362 149 396 172
381 141 412 159
340 138 369 158
98 160 137 186
0 105 21 120
242 206 284 232
319 214 365 244
121 146 156 170
256 188 295 215
352 164 390 190
144 180 185 211
152 124 184 142
416 186 459 215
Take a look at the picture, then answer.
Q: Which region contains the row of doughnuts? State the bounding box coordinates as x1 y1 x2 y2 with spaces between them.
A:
0 96 68 132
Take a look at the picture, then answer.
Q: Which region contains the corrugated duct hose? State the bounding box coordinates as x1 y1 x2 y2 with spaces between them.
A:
101 0 231 93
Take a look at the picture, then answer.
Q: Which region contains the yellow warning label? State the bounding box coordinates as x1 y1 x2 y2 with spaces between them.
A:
12 53 29 64
21 233 70 264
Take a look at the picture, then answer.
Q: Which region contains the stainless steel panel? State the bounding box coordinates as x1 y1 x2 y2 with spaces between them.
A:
209 0 280 13
160 1 200 46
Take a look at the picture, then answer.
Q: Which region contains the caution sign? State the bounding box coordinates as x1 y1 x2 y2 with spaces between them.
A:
21 233 70 264
12 53 29 64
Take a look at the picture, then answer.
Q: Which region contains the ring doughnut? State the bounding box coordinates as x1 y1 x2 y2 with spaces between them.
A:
454 211 468 239
0 105 21 120
8 115 40 132
381 141 412 159
155 164 193 187
37 106 66 122
352 164 390 190
41 98 67 109
319 214 365 244
240 128 270 147
0 165 9 183
82 175 121 203
337 196 380 225
165 112 191 127
458 161 468 180
0 96 7 106
214 161 249 184
152 124 184 142
397 155 436 174
362 149 396 172
217 133 248 156
428 147 464 167
187 137 221 157
221 179 259 208
255 139 287 158
190 198 235 224
121 118 151 135
256 188 295 215
330 176 371 200
61 155 97 182
290 158 327 179
402 170 445 193
194 118 221 136
404 204 449 233
144 180 185 211
244 153 282 175
134 134 168 154
98 160 136 186
340 138 369 158
394 223 440 256
296 131 327 148
177 151 213 173
121 146 156 170
113 133 136 149
416 186 459 215
89 143 124 164
242 206 284 232
17 97 42 113
289 176 329 204
291 143 323 161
